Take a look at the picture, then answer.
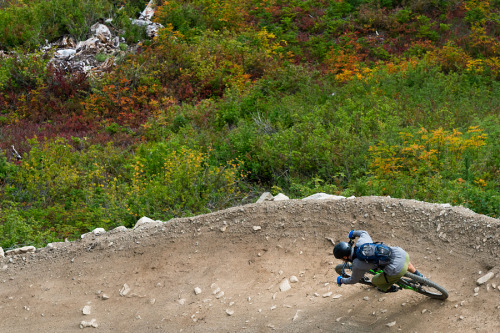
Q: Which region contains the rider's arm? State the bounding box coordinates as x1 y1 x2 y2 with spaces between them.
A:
352 230 373 244
339 260 374 285
339 230 375 285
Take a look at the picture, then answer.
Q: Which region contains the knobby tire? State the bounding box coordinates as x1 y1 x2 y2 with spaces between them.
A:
401 272 448 300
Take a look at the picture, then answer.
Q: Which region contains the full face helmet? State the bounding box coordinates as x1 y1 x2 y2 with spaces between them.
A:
333 241 352 260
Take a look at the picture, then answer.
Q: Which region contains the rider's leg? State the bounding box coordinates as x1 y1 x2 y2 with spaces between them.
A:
372 253 409 291
408 262 424 277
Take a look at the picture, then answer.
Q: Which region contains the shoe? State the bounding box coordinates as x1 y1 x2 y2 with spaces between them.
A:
412 270 424 278
377 285 400 293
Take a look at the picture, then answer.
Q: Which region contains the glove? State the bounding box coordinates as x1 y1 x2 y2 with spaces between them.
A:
337 276 342 286
348 230 354 239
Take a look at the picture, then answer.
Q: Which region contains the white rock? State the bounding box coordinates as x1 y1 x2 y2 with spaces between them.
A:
215 291 225 299
0 247 4 258
178 298 186 305
303 193 345 200
101 294 109 300
131 19 149 27
477 272 495 285
363 296 370 301
146 23 164 38
253 226 262 231
79 319 98 328
194 287 202 295
134 216 162 229
290 276 299 283
322 292 333 298
332 294 342 299
55 49 76 58
120 284 131 296
112 226 127 233
46 242 68 249
134 216 155 228
279 279 291 292
5 246 36 255
82 305 91 315
226 309 234 316
386 321 396 327
21 246 36 253
92 228 106 236
76 37 99 51
256 192 274 203
90 23 111 41
273 193 289 201
139 0 156 20
292 310 301 321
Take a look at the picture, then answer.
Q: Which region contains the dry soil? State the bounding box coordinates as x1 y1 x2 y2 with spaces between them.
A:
1 196 499 332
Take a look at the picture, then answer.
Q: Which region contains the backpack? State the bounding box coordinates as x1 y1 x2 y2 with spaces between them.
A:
355 242 392 266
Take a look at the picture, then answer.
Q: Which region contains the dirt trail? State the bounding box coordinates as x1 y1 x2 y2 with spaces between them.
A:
1 196 499 332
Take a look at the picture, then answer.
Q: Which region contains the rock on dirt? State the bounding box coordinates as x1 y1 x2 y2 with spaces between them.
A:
477 271 496 285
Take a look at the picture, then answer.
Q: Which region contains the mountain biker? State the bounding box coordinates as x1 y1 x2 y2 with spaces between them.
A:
334 230 423 293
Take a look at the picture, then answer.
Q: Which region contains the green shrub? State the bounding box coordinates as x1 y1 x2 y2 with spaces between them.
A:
156 1 206 36
0 51 49 92
113 9 148 43
0 202 58 249
394 9 412 23
95 53 109 62
0 0 114 50
415 15 440 41
0 151 15 183
127 142 246 219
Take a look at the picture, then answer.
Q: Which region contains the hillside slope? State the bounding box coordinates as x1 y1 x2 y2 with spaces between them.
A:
1 196 499 332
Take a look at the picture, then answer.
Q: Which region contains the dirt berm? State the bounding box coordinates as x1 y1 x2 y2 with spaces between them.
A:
1 196 499 332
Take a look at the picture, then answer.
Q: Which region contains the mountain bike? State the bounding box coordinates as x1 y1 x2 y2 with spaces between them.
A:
335 240 448 300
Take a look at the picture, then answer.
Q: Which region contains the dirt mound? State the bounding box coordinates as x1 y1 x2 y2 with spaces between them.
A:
1 196 499 332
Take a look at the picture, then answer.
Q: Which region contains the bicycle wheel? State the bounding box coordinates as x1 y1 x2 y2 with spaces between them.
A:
399 272 448 300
